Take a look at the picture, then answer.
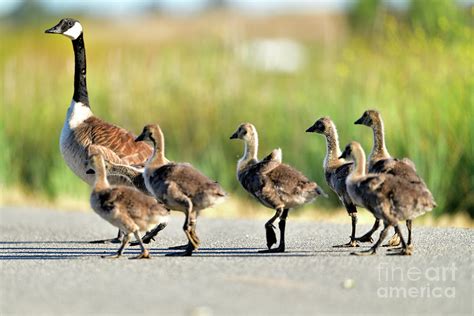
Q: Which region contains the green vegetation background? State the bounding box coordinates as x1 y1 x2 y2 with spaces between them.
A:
1 1 473 218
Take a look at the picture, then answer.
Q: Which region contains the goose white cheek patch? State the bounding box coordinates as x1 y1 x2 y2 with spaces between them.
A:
63 22 83 40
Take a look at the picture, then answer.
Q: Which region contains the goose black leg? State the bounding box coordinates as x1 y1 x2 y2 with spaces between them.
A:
259 208 288 253
334 206 360 247
351 222 390 256
90 229 122 244
102 233 130 259
355 218 380 243
130 223 167 246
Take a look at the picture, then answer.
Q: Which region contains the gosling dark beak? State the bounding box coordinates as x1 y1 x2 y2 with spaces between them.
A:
45 23 62 34
134 133 145 142
305 125 317 133
229 132 238 140
86 169 95 175
354 117 364 125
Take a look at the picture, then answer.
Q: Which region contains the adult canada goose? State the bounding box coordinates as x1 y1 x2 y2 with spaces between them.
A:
86 153 170 259
355 109 432 247
135 124 227 256
45 18 153 243
340 142 436 255
306 117 373 247
231 123 327 253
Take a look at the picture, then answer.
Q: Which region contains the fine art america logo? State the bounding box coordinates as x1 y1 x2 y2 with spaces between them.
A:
377 262 457 299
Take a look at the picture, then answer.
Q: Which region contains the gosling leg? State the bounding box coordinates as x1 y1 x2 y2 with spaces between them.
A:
260 209 282 251
390 225 412 256
130 223 168 246
259 208 288 253
355 218 380 243
130 231 150 259
351 222 390 256
102 233 130 259
167 198 196 256
334 206 360 247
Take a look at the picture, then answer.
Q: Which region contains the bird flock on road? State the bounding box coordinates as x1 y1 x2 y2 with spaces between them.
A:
44 18 436 258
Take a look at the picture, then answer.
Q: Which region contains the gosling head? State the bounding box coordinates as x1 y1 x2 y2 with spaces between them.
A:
305 117 334 135
45 18 83 40
339 141 363 161
229 123 257 142
85 153 104 175
354 110 381 127
135 124 162 144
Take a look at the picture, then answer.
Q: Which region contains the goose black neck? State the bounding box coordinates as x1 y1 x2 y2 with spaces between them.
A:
72 33 89 106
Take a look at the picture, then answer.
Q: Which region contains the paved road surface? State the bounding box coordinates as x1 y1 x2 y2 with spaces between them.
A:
0 207 472 315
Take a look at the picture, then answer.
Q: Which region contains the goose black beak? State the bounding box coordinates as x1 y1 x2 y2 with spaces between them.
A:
229 132 238 140
45 23 62 34
305 125 317 133
86 169 95 175
134 134 145 142
354 117 364 125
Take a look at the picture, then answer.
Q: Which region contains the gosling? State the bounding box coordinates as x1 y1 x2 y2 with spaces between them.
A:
231 123 326 253
306 117 372 247
355 109 434 247
340 142 436 256
87 153 170 259
135 124 227 256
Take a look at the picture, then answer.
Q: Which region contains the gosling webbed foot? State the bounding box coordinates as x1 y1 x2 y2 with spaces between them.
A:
382 233 401 247
90 237 122 244
258 245 285 253
333 238 360 248
129 251 151 259
350 248 376 256
265 224 277 249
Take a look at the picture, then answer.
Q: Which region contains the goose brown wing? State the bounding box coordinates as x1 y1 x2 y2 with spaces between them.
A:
81 117 152 167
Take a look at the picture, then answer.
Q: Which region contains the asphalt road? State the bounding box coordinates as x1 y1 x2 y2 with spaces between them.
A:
0 207 472 316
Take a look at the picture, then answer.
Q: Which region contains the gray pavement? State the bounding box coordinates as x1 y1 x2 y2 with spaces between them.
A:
0 207 472 316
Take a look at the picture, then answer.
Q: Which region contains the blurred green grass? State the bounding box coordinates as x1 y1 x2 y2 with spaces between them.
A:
0 14 473 218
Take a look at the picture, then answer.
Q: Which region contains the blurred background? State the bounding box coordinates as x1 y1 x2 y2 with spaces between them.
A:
0 0 473 225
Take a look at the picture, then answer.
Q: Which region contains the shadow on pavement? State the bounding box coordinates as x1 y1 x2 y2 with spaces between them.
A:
0 241 356 260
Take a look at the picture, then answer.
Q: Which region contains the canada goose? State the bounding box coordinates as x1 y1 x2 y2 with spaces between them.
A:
45 18 153 243
231 123 326 253
340 142 436 255
86 153 170 259
135 124 227 256
306 117 373 247
355 109 433 247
